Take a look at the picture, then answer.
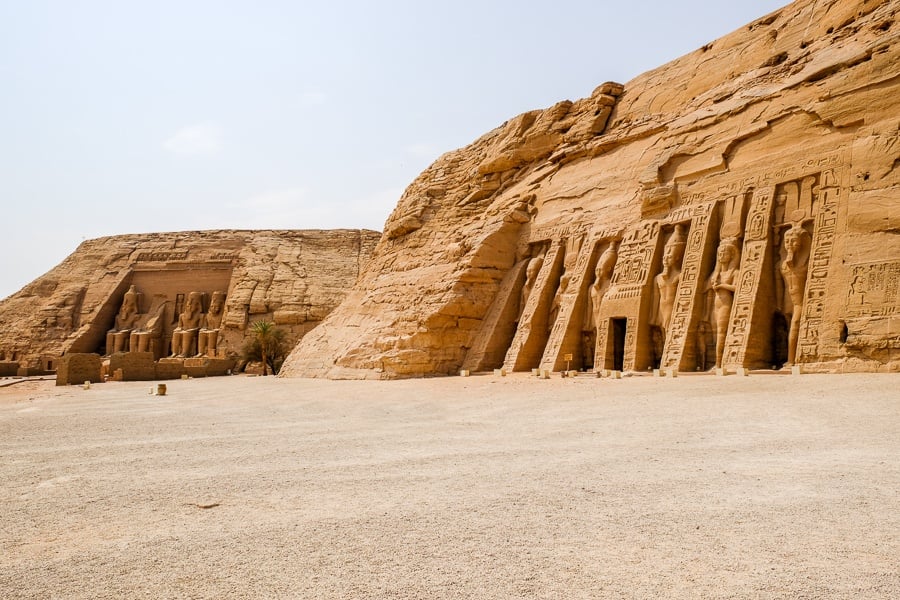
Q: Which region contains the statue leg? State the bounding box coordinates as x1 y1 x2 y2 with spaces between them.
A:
198 332 208 357
207 330 219 357
787 312 801 365
171 332 181 357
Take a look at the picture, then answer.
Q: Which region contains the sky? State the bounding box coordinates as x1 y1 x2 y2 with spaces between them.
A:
0 0 788 300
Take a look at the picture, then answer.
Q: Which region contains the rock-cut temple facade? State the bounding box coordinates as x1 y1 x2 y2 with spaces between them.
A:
281 0 900 378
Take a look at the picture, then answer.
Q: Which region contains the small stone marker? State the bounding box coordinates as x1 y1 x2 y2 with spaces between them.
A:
83 380 91 390
666 369 678 378
653 369 662 377
493 368 506 377
157 383 167 396
532 368 540 376
736 367 750 377
459 369 470 377
540 369 551 379
715 367 727 376
611 370 622 379
791 365 801 376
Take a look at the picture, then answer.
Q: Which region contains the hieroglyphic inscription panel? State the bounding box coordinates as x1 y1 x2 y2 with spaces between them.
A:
797 169 840 362
606 221 660 301
661 202 715 370
722 188 772 368
846 261 900 318
622 316 638 372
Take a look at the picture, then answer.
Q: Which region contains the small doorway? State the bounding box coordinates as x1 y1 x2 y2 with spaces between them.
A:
612 318 627 371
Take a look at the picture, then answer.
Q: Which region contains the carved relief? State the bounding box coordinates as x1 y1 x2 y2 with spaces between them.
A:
650 224 688 359
846 261 900 317
199 291 226 357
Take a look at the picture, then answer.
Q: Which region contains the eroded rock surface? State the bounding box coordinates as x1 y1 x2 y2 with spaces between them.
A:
0 230 379 372
282 0 899 378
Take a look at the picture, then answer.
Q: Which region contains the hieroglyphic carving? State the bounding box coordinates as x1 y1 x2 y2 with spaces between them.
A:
660 202 715 369
797 170 839 363
622 316 638 372
135 251 189 262
721 188 772 367
607 221 660 301
846 261 900 317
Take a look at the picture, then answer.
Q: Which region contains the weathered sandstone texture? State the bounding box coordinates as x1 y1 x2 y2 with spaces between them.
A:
283 0 900 378
0 230 379 372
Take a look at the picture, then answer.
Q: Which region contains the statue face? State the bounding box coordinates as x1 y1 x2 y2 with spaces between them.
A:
717 244 734 264
210 297 224 314
186 294 201 314
784 231 804 253
663 246 677 268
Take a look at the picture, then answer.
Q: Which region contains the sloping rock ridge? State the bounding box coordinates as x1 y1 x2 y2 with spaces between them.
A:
0 230 379 372
282 0 900 378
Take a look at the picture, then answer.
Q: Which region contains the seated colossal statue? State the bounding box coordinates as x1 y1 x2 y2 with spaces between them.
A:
106 285 142 354
198 291 226 357
170 291 204 358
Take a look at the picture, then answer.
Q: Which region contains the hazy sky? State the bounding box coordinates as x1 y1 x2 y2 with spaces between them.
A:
0 1 787 300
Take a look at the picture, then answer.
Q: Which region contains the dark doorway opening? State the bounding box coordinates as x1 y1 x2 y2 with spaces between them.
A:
772 312 788 368
612 318 627 371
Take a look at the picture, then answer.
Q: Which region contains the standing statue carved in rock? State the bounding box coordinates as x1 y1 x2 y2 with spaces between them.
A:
779 224 811 366
650 225 687 352
705 237 741 368
170 291 204 358
548 272 571 333
518 253 545 323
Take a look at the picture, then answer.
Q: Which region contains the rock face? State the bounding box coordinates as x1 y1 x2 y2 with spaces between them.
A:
282 0 900 378
0 230 380 372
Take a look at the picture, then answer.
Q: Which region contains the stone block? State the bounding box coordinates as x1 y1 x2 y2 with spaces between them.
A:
56 353 102 386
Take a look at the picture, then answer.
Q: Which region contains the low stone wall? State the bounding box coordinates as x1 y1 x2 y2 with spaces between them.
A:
56 354 102 386
0 361 18 377
109 352 157 381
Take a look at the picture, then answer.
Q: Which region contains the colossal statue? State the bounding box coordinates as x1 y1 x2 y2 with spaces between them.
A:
548 272 571 332
650 225 687 346
106 285 142 354
587 242 618 331
705 238 741 368
170 291 204 358
780 224 811 366
518 253 545 322
198 291 226 357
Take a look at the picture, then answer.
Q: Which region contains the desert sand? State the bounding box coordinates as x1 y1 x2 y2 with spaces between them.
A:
2 372 898 599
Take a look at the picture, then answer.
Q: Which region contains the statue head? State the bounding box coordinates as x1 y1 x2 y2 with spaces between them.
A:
783 224 810 254
209 291 226 315
185 292 203 315
716 237 740 269
663 225 687 268
596 242 619 280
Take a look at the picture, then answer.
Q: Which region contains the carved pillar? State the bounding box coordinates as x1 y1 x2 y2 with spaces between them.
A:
660 202 717 371
722 187 776 370
502 241 565 371
461 258 530 371
539 238 600 372
797 168 841 364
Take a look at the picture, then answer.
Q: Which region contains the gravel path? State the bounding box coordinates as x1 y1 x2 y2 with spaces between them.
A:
1 373 898 598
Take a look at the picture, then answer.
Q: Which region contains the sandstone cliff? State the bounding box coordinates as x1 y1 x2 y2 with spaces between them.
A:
282 0 899 378
0 230 379 372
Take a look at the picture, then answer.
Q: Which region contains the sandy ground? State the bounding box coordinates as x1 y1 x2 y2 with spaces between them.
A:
1 372 898 599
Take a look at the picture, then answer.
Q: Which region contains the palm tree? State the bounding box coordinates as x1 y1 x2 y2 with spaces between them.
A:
250 320 275 376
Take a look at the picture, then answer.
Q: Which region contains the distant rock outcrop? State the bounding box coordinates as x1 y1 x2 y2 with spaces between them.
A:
282 0 899 378
0 230 379 373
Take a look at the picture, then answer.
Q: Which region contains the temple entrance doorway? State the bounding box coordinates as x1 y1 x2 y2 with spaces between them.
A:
612 318 627 372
